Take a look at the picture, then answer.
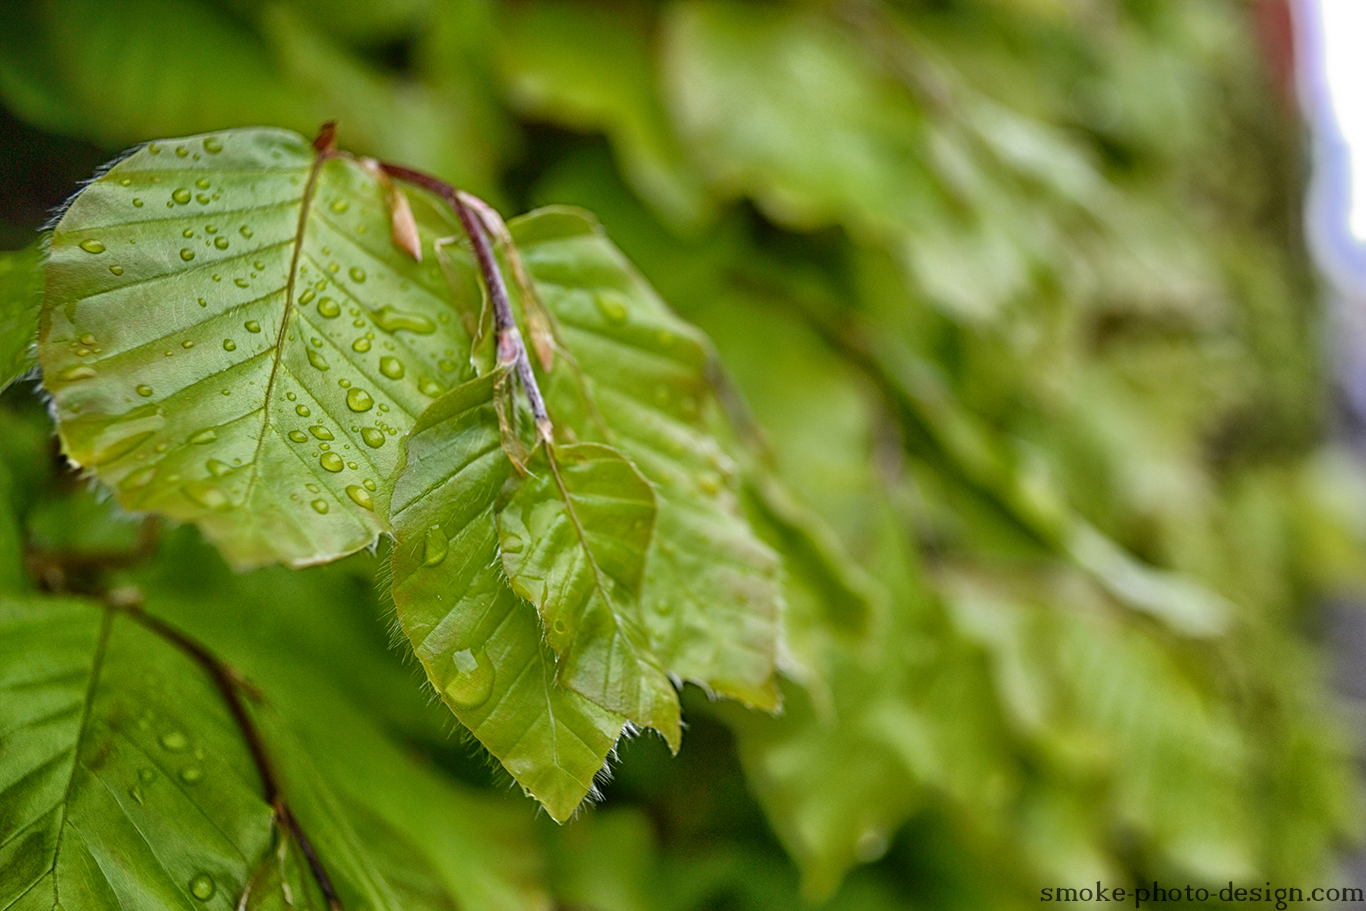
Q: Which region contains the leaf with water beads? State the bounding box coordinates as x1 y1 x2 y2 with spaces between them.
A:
39 128 483 568
388 371 626 822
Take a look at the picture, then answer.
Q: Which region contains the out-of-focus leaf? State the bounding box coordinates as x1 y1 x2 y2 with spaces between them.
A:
498 442 681 748
0 595 450 911
40 127 478 568
512 207 784 709
388 371 625 823
0 245 42 390
499 2 712 231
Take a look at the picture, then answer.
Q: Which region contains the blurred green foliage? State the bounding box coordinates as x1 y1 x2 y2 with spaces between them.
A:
4 0 1366 908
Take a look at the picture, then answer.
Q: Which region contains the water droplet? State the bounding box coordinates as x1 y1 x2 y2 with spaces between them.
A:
423 525 448 566
80 333 96 346
346 485 373 510
148 143 161 154
132 198 143 208
444 648 495 709
195 178 210 190
245 320 261 333
240 225 253 239
203 137 222 153
234 278 249 288
136 384 154 397
196 194 210 205
379 356 405 379
189 874 215 901
180 248 195 262
129 785 145 804
595 291 629 324
308 425 332 440
297 288 316 306
206 459 231 478
295 405 311 418
181 340 194 349
179 766 204 784
109 265 124 275
346 388 374 412
331 198 350 213
183 228 195 239
120 466 157 491
349 266 366 283
306 483 321 493
307 349 330 371
351 337 370 352
160 730 189 752
175 145 189 158
502 532 525 554
360 427 385 448
79 240 105 254
172 188 192 205
319 452 344 472
139 767 156 783
189 429 217 444
311 498 329 514
223 339 236 351
214 237 229 250
419 378 444 397
362 478 377 491
317 297 341 318
289 430 308 443
119 178 132 187
57 363 95 382
338 378 350 387
373 307 436 334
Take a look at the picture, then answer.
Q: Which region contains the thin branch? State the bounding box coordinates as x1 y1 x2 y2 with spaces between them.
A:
115 601 342 911
378 163 554 444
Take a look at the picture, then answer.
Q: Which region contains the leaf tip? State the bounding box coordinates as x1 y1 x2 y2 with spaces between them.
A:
312 121 338 155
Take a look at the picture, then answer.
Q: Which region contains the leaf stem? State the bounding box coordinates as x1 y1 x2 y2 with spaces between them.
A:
378 163 554 443
115 601 343 911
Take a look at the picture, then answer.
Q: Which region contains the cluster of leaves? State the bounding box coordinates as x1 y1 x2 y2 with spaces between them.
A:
4 1 1366 910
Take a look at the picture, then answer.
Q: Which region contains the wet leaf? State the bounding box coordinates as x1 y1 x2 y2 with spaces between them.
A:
39 127 479 568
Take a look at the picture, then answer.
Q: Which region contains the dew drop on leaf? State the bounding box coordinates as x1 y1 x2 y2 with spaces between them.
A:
346 388 374 412
317 297 341 318
352 337 371 352
172 188 191 205
373 306 436 334
136 384 154 397
79 240 105 254
189 874 215 901
139 767 156 783
58 365 97 381
245 321 261 333
419 378 444 397
195 178 210 189
132 198 143 207
239 225 253 239
183 482 229 511
331 198 350 214
109 265 124 275
502 532 525 554
296 404 312 417
223 339 236 351
203 137 222 153
319 452 344 472
188 429 217 444
307 349 330 371
120 466 157 491
308 425 332 440
129 785 144 804
379 356 404 379
423 525 449 567
289 431 308 443
311 498 329 514
362 478 376 491
444 648 495 709
360 427 385 448
349 266 366 283
179 766 204 784
298 288 316 305
180 249 195 262
595 290 628 323
214 237 229 250
346 485 373 510
160 730 189 752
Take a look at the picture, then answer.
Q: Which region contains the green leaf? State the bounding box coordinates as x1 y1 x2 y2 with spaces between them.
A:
511 207 784 709
39 127 478 568
0 595 448 910
0 245 42 391
389 371 625 822
498 442 680 748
